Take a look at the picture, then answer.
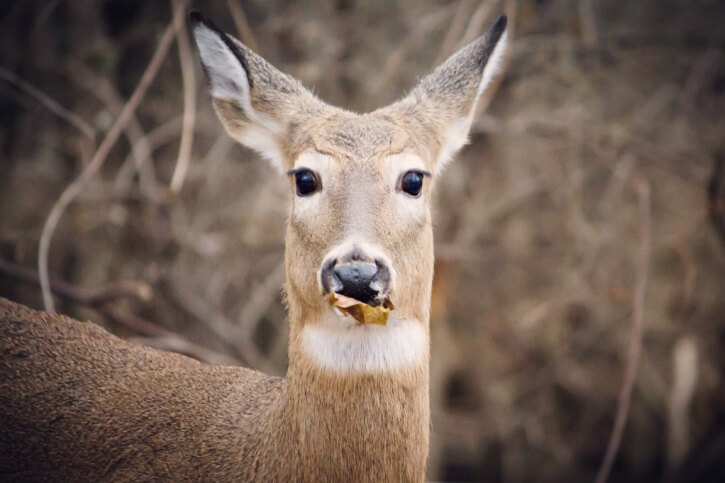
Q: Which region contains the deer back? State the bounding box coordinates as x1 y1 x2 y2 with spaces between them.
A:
0 297 292 481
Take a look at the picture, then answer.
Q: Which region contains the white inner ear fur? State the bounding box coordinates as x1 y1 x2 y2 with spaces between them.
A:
193 24 252 110
384 153 428 223
193 23 284 171
301 311 428 373
291 151 333 218
437 31 509 168
237 125 285 173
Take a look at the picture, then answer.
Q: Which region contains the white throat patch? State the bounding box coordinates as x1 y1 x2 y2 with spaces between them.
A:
300 314 428 374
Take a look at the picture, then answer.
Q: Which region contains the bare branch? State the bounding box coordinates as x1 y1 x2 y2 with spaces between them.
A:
0 65 95 140
168 281 274 372
595 180 652 483
0 258 238 366
666 336 699 473
371 9 450 97
37 3 187 313
0 258 152 306
114 115 184 195
432 1 474 68
708 155 725 244
33 0 63 30
226 0 259 52
169 0 197 194
67 61 163 201
459 1 497 48
127 336 240 366
237 260 286 345
578 0 598 47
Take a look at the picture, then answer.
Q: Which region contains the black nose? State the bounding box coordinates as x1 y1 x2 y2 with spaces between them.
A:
320 259 391 306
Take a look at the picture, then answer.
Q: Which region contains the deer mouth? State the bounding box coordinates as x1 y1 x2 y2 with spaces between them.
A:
327 292 395 326
318 241 396 324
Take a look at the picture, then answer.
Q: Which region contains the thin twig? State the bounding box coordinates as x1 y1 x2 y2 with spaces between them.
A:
371 9 450 96
708 155 725 244
168 280 273 371
666 336 699 473
169 0 197 194
237 260 286 344
595 180 652 483
67 61 163 201
0 65 95 140
0 258 152 306
33 0 63 31
458 1 497 48
454 175 549 247
226 0 259 52
432 1 474 67
114 115 184 195
578 0 598 47
127 336 240 366
85 304 241 367
0 258 238 366
38 4 186 312
370 39 414 97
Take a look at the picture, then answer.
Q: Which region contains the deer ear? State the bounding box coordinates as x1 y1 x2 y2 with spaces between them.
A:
190 11 326 172
383 15 508 169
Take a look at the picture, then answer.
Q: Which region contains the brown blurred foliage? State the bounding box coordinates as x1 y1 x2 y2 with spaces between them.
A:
1 0 725 481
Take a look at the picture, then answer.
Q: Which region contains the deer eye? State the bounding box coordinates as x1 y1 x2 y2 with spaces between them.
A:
291 169 320 196
399 170 426 197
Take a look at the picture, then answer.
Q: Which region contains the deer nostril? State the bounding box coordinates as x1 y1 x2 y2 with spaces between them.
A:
374 259 391 285
330 270 343 293
330 261 387 306
320 258 339 294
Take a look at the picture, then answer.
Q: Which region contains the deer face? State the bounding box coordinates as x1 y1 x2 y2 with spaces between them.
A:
191 12 507 335
285 114 434 324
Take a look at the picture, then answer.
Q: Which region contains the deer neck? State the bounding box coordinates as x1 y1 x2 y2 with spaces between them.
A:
283 294 431 481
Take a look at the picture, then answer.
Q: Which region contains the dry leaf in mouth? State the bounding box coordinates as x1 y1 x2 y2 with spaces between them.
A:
328 293 395 325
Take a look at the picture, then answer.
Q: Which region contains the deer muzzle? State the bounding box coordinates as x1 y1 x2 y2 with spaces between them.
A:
319 244 393 307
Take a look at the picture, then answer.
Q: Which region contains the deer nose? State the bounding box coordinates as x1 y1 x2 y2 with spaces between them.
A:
320 258 391 307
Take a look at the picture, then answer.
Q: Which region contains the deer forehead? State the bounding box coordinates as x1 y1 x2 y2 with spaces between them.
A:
293 150 427 179
292 115 427 177
308 114 410 161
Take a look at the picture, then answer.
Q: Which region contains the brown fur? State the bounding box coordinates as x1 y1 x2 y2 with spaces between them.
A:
0 13 507 481
0 298 291 481
0 298 428 481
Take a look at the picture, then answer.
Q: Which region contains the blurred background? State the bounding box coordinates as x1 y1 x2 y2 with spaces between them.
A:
1 0 724 481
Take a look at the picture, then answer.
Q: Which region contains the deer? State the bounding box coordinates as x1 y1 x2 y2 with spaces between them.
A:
0 11 508 482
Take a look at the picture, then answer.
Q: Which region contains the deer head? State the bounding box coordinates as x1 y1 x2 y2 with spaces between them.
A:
190 12 508 374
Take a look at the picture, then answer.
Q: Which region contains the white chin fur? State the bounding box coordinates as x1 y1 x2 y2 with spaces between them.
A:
301 310 428 374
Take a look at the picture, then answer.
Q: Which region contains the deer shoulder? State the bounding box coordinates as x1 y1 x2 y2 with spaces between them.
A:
0 297 292 481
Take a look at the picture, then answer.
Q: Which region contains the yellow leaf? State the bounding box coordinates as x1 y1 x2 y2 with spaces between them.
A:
328 293 394 325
